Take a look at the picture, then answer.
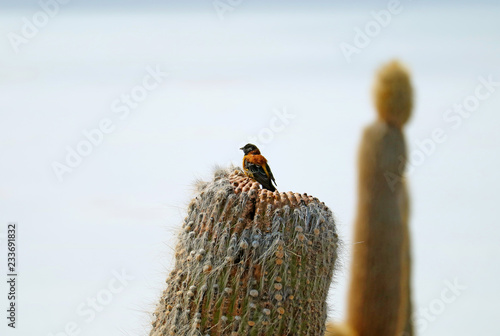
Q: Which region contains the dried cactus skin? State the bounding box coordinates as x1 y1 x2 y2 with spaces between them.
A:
150 167 338 336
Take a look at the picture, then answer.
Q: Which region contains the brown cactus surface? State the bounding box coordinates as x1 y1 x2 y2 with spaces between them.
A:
399 181 414 336
346 60 414 336
150 167 339 336
325 322 357 336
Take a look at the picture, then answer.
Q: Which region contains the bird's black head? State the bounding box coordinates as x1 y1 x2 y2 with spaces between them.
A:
240 143 259 155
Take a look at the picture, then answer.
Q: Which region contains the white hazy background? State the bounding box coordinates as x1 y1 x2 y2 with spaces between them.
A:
1 1 499 335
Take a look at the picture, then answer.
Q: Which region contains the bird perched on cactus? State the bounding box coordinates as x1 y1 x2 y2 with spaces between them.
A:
240 143 277 192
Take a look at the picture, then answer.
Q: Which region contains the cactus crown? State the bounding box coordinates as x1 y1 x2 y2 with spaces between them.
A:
373 60 413 128
150 166 338 336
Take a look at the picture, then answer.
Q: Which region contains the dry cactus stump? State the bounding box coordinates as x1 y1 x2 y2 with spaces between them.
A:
150 167 339 336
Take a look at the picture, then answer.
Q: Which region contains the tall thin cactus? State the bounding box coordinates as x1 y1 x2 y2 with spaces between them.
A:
150 167 339 336
345 60 414 336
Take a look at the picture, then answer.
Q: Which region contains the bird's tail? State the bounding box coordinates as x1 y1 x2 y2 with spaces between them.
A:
262 182 276 192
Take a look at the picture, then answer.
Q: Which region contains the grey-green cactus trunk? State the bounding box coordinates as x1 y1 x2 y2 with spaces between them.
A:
150 168 338 336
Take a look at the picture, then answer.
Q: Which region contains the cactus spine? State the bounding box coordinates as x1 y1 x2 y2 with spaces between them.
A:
150 167 339 336
346 60 414 336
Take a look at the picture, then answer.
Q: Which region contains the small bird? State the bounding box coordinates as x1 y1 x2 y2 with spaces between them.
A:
240 143 277 192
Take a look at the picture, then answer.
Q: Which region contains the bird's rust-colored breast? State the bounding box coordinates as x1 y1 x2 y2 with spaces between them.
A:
245 154 267 165
243 154 270 178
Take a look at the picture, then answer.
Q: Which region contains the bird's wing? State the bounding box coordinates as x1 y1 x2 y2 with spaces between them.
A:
265 163 277 186
244 159 270 183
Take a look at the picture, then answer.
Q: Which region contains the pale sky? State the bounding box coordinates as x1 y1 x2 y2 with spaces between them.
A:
1 2 499 336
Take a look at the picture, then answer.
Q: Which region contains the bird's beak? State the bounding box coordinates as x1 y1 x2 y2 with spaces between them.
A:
239 147 244 150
